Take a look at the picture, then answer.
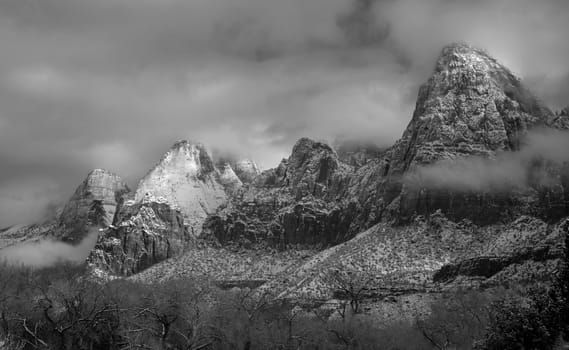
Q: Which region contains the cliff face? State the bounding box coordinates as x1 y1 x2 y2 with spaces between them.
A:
89 195 190 276
58 169 130 243
389 43 552 176
203 138 356 248
383 44 568 224
134 140 227 236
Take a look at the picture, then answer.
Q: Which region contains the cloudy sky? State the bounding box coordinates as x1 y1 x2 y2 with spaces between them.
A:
0 0 568 226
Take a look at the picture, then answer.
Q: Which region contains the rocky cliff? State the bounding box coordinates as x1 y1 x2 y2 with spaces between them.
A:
89 194 190 276
203 138 358 248
390 43 552 174
380 43 568 224
58 169 130 243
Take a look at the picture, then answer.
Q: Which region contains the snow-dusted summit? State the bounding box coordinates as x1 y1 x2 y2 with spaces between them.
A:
134 140 227 235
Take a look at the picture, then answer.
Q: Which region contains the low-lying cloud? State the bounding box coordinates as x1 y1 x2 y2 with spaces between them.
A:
406 129 569 192
0 229 99 267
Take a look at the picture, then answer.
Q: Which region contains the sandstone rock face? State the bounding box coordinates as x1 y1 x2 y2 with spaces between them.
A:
135 140 227 235
204 138 357 248
370 43 568 224
89 195 190 276
278 138 352 200
58 169 130 243
388 43 551 176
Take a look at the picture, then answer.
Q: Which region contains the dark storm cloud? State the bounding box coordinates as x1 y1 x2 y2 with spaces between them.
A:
0 0 568 226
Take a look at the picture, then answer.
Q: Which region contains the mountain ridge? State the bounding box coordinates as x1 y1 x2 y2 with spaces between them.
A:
1 44 567 303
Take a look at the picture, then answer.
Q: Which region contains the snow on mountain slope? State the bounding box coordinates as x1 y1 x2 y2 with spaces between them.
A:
134 140 227 235
131 245 316 283
259 214 565 300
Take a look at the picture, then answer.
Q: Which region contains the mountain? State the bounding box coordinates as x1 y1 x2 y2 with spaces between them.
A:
133 44 569 301
380 43 568 223
203 45 569 252
86 140 264 276
3 43 567 304
392 43 553 171
88 140 243 275
58 169 130 243
204 45 569 253
134 140 228 236
203 137 356 248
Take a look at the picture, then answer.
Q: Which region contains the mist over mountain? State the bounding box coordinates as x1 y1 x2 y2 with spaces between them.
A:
0 228 98 267
406 129 569 192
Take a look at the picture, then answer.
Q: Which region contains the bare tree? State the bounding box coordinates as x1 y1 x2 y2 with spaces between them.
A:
32 277 122 350
119 278 216 350
322 267 375 315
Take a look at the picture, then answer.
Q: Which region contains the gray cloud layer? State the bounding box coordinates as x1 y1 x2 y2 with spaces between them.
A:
0 229 99 267
0 0 568 226
406 130 569 192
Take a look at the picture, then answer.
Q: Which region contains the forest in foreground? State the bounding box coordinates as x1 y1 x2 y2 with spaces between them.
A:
1 235 569 350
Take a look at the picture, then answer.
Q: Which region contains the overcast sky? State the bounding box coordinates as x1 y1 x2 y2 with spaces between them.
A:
1 0 568 226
